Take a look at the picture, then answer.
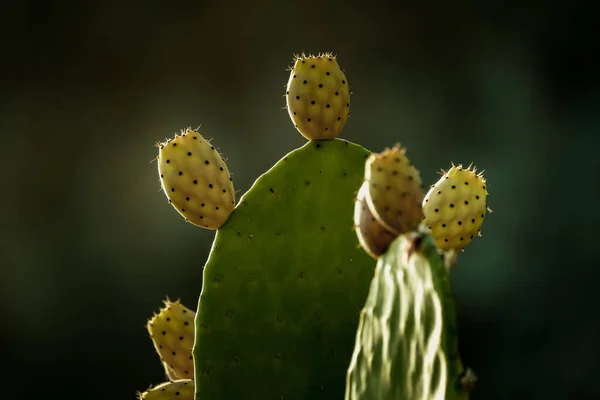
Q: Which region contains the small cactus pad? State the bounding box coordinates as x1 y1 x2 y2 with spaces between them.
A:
194 139 376 399
147 299 195 380
137 380 194 400
157 128 235 229
364 144 424 235
354 182 397 259
345 232 463 400
286 53 351 140
422 164 488 251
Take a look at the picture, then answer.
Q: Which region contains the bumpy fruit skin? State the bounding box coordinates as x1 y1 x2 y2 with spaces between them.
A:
147 299 195 380
354 182 397 259
422 164 488 251
157 128 235 229
285 53 350 140
137 380 194 400
364 144 424 235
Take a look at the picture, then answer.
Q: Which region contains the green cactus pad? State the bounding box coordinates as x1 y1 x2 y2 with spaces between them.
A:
194 139 377 399
345 232 465 400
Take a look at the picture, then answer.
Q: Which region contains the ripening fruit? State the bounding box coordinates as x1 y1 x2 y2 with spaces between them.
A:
285 53 350 140
354 182 397 259
137 380 194 400
364 144 424 235
422 164 489 251
147 299 195 380
157 128 235 230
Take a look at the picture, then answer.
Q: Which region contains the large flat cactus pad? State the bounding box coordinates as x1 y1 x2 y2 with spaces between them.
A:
194 139 376 399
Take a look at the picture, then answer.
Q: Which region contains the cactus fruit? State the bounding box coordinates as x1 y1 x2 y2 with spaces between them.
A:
285 53 351 140
157 128 235 229
422 164 488 251
364 145 424 235
147 299 195 380
194 139 376 399
354 182 397 259
345 232 464 400
137 380 194 400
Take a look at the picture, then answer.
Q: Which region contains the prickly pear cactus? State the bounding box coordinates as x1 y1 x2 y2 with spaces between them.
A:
285 53 351 140
142 51 489 400
139 299 197 397
194 139 376 399
364 144 424 235
422 164 489 251
353 182 397 259
147 299 195 380
157 129 235 229
345 232 464 400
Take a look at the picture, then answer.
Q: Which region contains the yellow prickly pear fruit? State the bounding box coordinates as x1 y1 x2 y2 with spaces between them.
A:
137 380 194 400
354 182 397 259
147 299 195 380
285 53 350 140
422 164 489 251
364 144 425 235
157 128 235 230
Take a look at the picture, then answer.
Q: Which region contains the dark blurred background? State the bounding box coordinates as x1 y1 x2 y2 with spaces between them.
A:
1 1 598 399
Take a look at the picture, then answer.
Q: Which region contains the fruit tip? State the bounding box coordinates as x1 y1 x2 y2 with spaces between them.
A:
292 51 336 63
388 143 407 155
163 296 181 307
180 126 195 136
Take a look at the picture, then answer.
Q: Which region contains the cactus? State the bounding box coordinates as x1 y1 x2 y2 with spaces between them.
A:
147 299 195 380
137 380 194 400
345 232 465 400
157 128 235 229
139 300 197 399
141 52 491 400
286 53 351 140
422 164 489 251
353 182 397 259
194 138 376 399
363 144 424 235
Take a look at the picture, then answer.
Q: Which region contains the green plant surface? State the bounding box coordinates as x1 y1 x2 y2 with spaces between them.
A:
345 231 464 400
194 138 377 399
